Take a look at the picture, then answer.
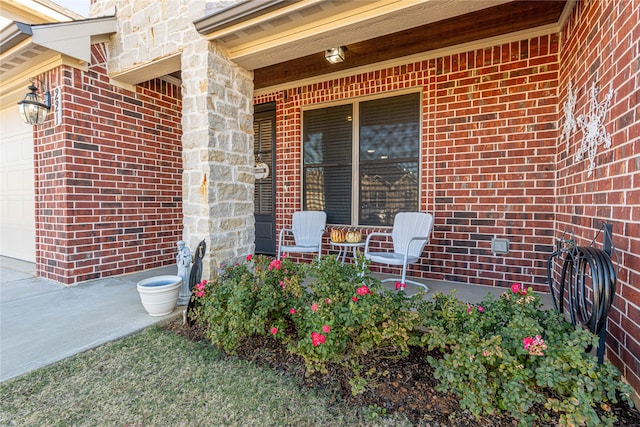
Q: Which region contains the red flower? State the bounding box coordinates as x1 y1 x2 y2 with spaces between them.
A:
511 283 527 295
352 296 358 302
289 308 297 315
311 303 319 312
322 325 331 333
270 327 278 335
269 259 282 271
523 337 535 349
311 332 326 347
246 254 253 261
356 285 371 296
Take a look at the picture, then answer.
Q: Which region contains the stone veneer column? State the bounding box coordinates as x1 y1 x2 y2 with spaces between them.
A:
181 39 255 279
95 0 256 280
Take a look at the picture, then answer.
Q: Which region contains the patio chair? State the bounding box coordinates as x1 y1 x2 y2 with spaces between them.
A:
277 211 327 260
364 212 434 291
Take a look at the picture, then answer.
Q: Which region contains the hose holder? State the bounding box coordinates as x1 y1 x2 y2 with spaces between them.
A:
546 224 618 363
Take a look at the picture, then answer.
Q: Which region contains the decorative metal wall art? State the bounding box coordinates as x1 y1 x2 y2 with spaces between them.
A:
560 82 577 153
559 80 614 177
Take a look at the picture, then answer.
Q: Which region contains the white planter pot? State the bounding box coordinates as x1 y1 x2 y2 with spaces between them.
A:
136 275 182 316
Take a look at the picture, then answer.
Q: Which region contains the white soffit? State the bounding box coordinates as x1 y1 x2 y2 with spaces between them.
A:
110 53 182 86
30 16 116 63
196 0 513 70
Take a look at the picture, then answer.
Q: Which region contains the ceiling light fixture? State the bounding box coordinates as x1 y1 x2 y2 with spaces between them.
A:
325 46 346 64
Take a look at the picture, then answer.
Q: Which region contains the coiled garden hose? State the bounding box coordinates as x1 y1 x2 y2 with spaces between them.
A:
546 228 617 363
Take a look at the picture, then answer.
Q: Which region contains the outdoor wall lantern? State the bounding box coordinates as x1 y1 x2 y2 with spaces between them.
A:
325 46 346 64
17 79 50 125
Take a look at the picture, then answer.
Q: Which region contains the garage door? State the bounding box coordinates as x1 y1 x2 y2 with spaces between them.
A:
0 106 35 262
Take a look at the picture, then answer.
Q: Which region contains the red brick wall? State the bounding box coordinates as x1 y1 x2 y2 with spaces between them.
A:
256 34 560 290
558 0 640 394
257 1 639 394
34 44 183 284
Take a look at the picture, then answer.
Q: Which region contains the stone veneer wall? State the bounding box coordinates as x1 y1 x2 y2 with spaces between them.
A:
97 0 255 279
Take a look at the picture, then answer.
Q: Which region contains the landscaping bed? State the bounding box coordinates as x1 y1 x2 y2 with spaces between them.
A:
168 319 640 426
181 255 639 426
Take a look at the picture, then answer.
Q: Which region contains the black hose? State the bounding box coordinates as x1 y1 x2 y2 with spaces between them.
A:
547 238 617 363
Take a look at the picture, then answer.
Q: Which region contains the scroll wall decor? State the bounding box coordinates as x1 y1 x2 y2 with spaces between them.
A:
560 80 615 177
560 82 577 153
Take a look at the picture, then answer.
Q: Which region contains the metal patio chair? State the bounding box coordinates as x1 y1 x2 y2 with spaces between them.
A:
277 211 327 260
364 212 434 291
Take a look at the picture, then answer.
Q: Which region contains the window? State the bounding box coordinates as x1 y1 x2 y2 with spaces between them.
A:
303 92 420 226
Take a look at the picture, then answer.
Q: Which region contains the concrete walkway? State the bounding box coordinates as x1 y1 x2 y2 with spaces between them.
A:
0 257 183 382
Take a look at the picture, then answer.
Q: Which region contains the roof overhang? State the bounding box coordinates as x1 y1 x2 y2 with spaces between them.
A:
29 16 116 63
195 0 517 70
0 16 116 105
195 0 571 91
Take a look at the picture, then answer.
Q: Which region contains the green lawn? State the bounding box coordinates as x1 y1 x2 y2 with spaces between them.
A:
0 327 410 426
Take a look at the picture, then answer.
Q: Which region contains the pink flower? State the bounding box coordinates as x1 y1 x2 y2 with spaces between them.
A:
311 332 326 347
477 305 485 313
269 259 282 270
289 308 297 315
395 281 406 291
356 285 371 296
246 254 253 261
196 291 205 298
270 327 278 335
467 304 473 314
352 296 359 302
523 335 547 356
511 283 527 295
322 325 331 333
325 298 332 304
279 280 285 289
522 337 534 349
311 303 319 312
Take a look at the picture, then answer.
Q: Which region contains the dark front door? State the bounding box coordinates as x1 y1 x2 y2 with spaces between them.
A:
254 102 276 255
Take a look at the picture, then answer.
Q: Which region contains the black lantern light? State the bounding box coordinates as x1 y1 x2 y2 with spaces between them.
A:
17 81 50 125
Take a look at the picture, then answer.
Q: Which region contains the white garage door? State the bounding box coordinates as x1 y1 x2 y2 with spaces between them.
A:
0 106 35 262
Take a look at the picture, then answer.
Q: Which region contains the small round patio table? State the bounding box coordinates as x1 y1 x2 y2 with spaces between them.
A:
330 241 366 265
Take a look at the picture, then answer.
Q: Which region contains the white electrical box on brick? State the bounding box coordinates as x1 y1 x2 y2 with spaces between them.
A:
492 238 509 254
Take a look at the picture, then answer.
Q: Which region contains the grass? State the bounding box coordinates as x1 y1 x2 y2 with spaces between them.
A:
0 327 410 426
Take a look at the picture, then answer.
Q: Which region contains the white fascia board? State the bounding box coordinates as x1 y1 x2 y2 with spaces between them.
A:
30 16 116 63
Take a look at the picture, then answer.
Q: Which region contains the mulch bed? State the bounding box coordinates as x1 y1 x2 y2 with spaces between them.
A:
165 319 640 426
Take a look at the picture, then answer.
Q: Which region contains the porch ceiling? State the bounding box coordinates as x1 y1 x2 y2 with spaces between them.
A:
196 0 568 90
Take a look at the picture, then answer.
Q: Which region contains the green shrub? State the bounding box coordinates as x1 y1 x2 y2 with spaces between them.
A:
189 254 304 353
420 284 634 426
287 256 425 388
190 255 633 426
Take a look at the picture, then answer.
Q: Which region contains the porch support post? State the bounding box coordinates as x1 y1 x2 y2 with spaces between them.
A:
181 39 255 279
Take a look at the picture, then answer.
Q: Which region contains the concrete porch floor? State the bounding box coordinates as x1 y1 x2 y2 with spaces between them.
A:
0 255 552 382
374 272 553 309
